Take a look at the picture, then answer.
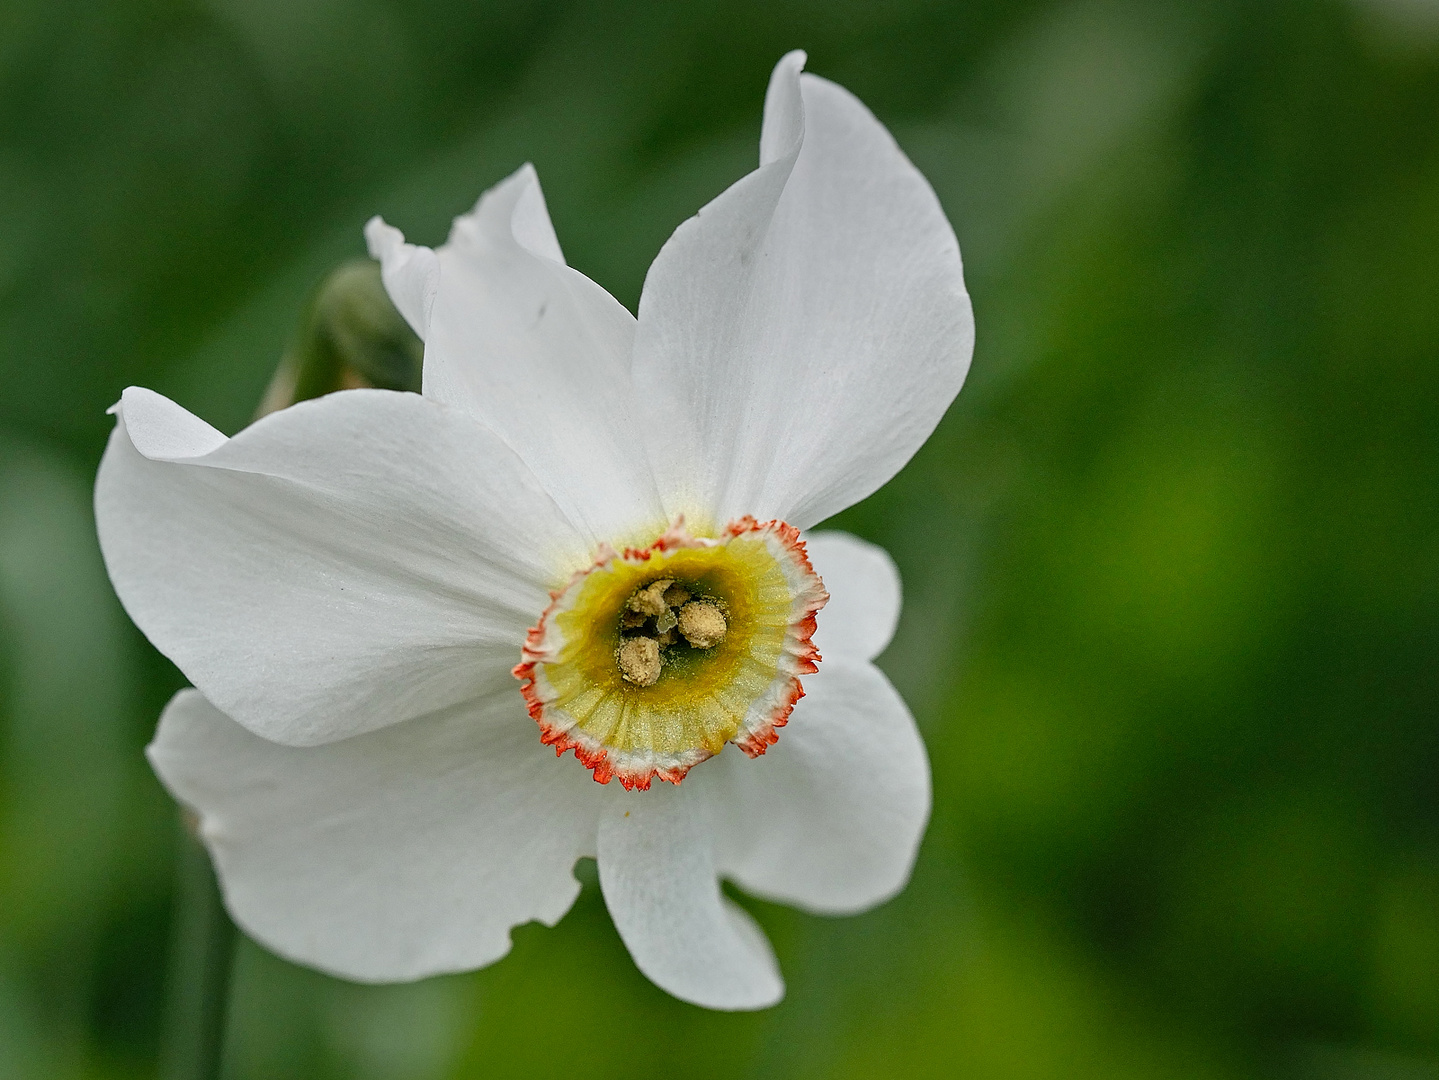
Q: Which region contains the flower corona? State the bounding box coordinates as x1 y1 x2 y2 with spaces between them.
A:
514 518 828 789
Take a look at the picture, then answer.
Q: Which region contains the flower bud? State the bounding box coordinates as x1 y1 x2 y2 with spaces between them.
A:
259 260 422 416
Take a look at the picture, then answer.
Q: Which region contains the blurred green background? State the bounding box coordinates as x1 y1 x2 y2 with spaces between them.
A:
3 0 1438 1076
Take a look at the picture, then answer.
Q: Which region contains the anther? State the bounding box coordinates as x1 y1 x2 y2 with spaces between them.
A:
678 601 727 649
618 636 661 686
627 579 673 618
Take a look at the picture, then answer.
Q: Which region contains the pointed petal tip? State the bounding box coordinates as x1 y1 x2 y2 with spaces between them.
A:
109 387 227 461
363 215 401 260
761 51 808 166
364 217 439 338
451 162 565 265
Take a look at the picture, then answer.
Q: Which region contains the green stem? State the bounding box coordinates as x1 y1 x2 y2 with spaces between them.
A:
158 815 236 1080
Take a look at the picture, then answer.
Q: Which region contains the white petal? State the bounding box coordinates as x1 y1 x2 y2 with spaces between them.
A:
96 386 587 746
702 658 930 915
631 51 973 529
493 162 565 264
407 164 664 546
148 688 605 982
596 785 783 1010
364 217 439 339
805 530 902 662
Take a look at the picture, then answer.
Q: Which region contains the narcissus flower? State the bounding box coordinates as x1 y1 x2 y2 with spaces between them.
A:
95 51 972 1009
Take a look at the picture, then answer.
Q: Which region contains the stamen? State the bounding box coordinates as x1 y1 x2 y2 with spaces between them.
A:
627 579 673 617
678 601 727 648
616 576 729 685
617 636 661 687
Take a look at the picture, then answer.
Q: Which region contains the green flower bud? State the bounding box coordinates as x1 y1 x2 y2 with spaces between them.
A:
259 260 422 416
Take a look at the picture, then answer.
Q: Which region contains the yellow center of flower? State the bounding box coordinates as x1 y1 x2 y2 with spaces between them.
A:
514 518 828 790
614 578 729 686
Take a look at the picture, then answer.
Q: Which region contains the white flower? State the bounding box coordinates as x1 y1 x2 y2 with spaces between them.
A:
94 51 973 1010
